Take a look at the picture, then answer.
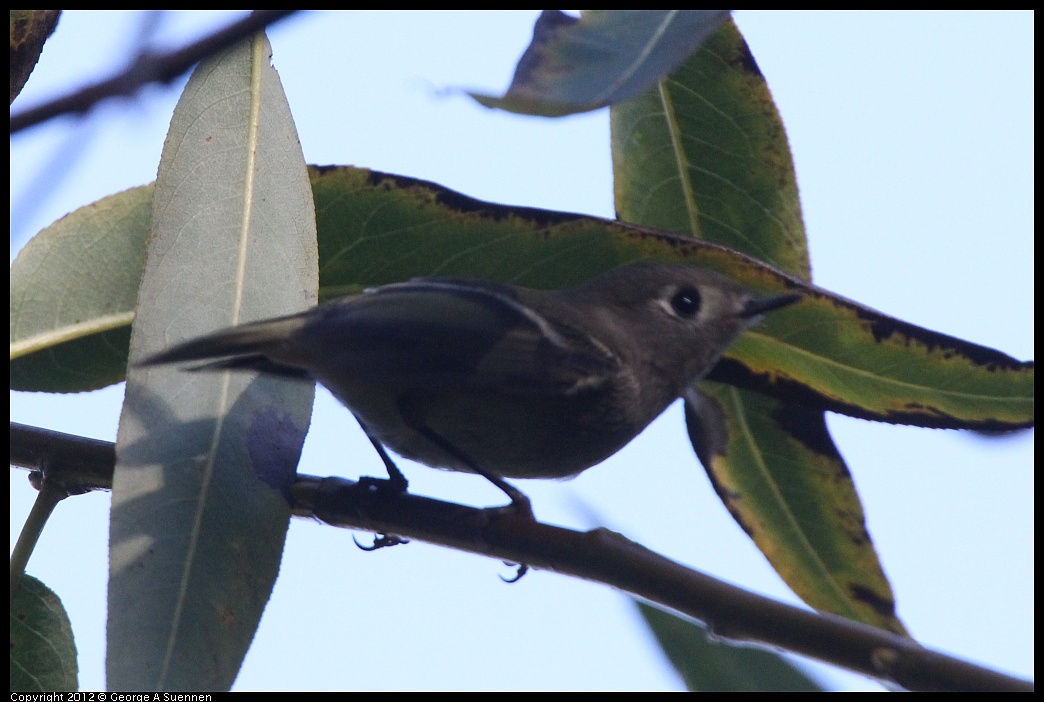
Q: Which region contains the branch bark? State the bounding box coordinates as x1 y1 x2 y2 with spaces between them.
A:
9 421 1033 692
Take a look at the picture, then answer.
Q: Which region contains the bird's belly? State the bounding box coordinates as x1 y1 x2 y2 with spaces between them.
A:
324 380 650 480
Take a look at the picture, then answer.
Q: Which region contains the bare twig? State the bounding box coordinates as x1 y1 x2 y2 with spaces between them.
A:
9 421 1034 692
9 10 300 134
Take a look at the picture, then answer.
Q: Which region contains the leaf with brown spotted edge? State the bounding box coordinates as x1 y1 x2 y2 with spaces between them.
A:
685 386 905 634
711 288 1033 431
610 8 895 637
609 16 1026 638
11 166 1033 433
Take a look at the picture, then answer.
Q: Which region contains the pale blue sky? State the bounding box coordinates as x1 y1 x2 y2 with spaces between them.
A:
11 11 1033 691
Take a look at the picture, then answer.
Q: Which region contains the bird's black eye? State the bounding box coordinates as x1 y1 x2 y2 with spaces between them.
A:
670 287 701 318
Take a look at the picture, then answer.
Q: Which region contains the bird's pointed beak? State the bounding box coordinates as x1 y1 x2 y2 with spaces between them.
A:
740 292 803 319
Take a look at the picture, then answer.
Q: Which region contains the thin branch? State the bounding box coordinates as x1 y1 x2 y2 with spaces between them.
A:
291 476 1032 692
10 422 116 493
10 479 66 597
9 422 1034 692
9 10 300 134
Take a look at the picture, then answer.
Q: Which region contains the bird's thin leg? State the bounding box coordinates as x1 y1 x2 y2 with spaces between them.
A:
351 414 409 550
408 421 533 517
353 413 409 494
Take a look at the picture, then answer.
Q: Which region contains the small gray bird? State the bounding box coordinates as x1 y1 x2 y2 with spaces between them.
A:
138 263 800 507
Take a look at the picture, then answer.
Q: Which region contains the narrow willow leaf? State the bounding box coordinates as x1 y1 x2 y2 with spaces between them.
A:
108 33 317 692
470 10 730 116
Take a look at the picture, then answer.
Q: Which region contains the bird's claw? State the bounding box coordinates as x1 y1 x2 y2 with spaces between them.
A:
354 533 410 551
500 562 529 583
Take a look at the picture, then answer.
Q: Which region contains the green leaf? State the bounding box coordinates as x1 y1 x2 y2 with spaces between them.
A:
107 33 317 691
11 168 1032 433
11 575 78 692
611 17 808 277
9 10 61 104
716 296 1034 430
10 184 150 392
636 601 823 691
611 18 907 634
470 10 730 117
685 388 903 632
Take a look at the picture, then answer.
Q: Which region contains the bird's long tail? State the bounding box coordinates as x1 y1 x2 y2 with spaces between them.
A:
136 314 311 378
